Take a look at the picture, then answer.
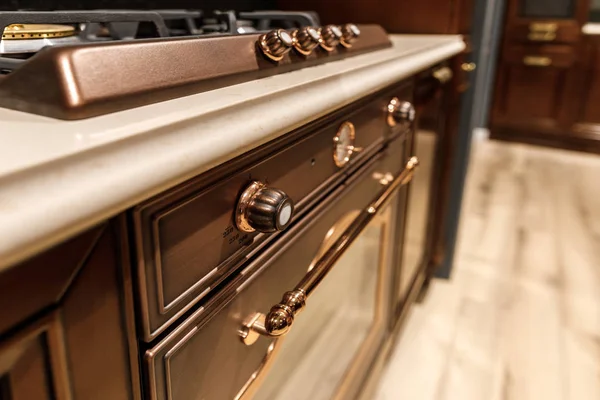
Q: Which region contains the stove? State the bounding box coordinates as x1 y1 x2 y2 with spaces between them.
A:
0 10 391 119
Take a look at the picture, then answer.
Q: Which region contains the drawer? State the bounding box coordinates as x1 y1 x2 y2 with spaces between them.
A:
133 82 414 340
143 134 409 400
504 45 576 68
507 21 581 44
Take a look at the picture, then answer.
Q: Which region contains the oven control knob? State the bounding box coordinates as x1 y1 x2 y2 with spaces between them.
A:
236 181 294 233
340 24 360 48
258 29 294 61
387 98 416 127
319 25 342 51
292 26 321 55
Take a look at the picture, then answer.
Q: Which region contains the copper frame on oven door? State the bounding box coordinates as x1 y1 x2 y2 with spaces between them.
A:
235 157 419 400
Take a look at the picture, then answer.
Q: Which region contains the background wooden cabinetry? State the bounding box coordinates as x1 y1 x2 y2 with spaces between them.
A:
490 0 600 152
574 36 600 131
277 0 474 34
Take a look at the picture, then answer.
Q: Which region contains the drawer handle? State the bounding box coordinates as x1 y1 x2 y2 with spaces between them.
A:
238 157 420 346
528 31 557 41
461 62 477 72
523 56 552 67
432 66 453 83
528 22 557 41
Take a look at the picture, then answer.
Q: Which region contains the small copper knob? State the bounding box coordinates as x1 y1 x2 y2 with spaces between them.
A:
387 98 415 128
258 29 294 61
319 25 342 51
292 26 321 55
340 24 360 48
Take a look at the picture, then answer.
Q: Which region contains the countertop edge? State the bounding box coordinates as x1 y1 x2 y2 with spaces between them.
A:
582 23 600 35
0 36 465 272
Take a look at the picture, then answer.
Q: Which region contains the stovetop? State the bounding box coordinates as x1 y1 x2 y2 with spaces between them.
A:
0 9 320 57
0 9 391 119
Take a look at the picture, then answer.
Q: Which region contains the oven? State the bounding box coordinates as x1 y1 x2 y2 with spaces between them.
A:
140 81 418 400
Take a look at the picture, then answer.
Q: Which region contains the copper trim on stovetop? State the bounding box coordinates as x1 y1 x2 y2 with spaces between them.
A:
0 24 391 120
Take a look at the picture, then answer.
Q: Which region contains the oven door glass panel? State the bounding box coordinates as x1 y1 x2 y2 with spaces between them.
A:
250 198 397 400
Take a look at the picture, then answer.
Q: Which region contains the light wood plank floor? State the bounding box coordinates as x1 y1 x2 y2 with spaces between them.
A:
374 139 600 400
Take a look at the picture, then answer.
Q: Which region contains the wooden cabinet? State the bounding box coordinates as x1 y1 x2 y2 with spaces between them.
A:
0 314 70 400
493 45 576 131
0 220 140 400
276 0 474 34
574 36 600 129
490 0 600 152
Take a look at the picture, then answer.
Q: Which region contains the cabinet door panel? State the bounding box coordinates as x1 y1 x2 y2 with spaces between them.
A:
504 67 566 119
0 314 70 400
493 45 576 130
579 41 600 125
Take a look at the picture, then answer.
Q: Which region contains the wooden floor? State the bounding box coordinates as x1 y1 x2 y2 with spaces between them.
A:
374 139 600 400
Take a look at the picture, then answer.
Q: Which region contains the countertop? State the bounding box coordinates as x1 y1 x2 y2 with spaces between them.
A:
582 23 600 35
0 34 465 271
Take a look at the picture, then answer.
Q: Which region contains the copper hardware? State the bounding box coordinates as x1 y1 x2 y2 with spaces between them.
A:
319 25 342 51
0 24 392 119
523 55 552 67
528 31 557 41
372 172 395 185
1 23 75 39
340 23 360 48
258 29 294 61
238 157 419 344
461 62 477 72
528 22 558 42
234 340 283 400
235 181 294 233
432 66 453 83
291 26 321 55
333 121 357 167
386 98 415 127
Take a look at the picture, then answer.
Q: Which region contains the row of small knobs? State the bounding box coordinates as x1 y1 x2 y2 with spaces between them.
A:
259 23 361 61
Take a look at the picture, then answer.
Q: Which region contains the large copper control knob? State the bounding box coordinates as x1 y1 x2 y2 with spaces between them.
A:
236 181 294 233
319 25 342 51
258 29 294 61
387 98 416 127
340 24 361 48
292 26 321 55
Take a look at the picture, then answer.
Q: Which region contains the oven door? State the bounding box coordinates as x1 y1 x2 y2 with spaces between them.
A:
144 139 418 400
247 188 399 400
237 164 419 400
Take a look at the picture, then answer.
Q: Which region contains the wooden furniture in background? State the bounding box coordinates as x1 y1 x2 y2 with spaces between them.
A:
491 0 600 152
277 0 474 34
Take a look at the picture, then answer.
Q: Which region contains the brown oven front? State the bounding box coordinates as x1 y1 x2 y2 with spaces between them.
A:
143 122 417 400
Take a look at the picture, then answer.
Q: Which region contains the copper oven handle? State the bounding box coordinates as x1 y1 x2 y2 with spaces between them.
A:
238 156 420 346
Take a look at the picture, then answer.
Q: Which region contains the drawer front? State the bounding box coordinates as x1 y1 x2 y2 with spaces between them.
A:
504 44 576 68
133 83 414 340
144 135 409 400
507 21 581 44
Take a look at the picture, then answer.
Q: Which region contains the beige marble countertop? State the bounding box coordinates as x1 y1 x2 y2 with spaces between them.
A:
0 34 465 271
582 23 600 35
